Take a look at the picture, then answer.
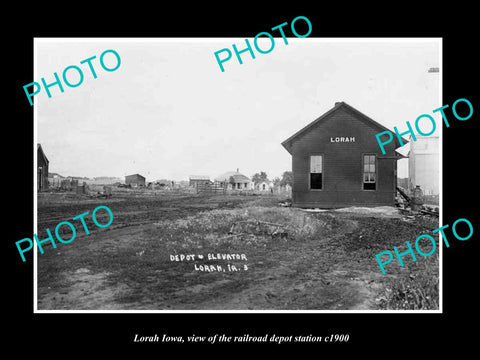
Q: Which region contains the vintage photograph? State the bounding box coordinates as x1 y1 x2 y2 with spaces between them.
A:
34 38 441 311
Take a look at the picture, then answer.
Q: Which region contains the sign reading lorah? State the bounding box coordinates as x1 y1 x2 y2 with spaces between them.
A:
330 137 355 143
15 205 114 262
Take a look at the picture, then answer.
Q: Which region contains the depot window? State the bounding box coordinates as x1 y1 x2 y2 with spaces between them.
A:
310 155 323 190
363 154 376 190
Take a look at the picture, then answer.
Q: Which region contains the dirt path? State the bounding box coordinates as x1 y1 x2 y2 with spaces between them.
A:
200 217 384 311
37 193 436 311
37 211 384 311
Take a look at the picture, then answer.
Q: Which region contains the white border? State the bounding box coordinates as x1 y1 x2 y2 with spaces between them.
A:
34 37 443 314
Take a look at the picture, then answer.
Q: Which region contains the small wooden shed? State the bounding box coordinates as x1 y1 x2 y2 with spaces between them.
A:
37 144 49 191
189 175 211 187
125 173 146 187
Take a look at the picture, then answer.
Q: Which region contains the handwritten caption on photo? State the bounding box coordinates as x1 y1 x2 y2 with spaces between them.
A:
170 253 248 272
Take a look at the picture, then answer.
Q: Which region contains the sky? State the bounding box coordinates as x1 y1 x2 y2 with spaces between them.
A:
36 38 441 181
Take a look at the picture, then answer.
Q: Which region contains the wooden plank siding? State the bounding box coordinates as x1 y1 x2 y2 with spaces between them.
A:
37 144 49 191
125 174 146 187
284 102 403 208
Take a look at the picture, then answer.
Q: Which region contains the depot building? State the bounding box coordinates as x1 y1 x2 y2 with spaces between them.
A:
281 101 406 208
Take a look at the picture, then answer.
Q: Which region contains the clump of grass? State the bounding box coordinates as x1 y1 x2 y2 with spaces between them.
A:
154 206 330 246
378 254 439 310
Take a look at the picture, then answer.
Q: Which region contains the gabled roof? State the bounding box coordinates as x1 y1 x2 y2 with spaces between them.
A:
189 175 210 180
215 171 250 183
126 173 145 179
37 143 49 164
281 101 407 154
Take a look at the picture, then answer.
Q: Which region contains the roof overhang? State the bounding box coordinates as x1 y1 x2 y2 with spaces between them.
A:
281 102 408 155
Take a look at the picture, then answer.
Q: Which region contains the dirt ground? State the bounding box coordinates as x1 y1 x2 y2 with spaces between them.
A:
36 191 439 311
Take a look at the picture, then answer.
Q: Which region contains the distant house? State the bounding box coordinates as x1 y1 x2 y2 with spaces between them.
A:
215 169 252 190
48 172 64 188
255 181 273 191
125 173 146 187
89 177 123 185
37 144 49 191
189 175 211 187
280 183 292 194
67 176 90 182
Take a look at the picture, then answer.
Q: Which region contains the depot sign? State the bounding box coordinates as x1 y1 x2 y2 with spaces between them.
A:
330 137 355 143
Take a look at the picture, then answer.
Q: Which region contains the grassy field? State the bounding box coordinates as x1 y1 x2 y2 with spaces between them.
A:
36 190 439 311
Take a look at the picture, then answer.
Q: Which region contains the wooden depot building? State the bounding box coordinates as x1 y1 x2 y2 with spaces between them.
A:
281 101 406 208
